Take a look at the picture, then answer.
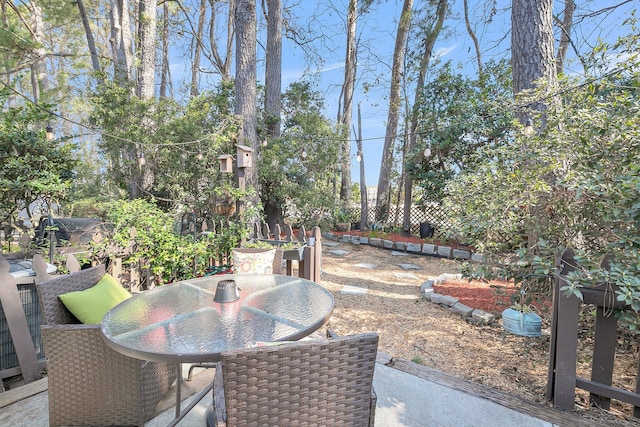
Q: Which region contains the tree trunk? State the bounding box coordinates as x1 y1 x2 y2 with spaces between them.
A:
110 0 134 84
263 0 284 229
264 198 283 233
555 0 575 76
338 0 357 207
512 0 556 124
512 0 557 254
265 0 282 138
137 0 157 100
403 0 447 233
463 0 481 72
28 2 48 103
1 2 14 106
77 0 103 80
376 0 413 222
357 103 368 231
209 0 234 80
235 0 259 206
159 1 171 98
191 0 207 97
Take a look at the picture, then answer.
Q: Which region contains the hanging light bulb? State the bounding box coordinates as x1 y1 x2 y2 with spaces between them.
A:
262 139 268 147
45 125 54 141
524 118 534 137
138 151 146 166
301 149 307 159
197 150 204 161
423 145 432 158
356 152 362 162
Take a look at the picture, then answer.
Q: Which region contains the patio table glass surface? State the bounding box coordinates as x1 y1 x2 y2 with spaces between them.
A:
101 274 334 364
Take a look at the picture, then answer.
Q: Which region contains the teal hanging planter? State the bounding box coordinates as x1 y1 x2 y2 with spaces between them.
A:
501 308 541 337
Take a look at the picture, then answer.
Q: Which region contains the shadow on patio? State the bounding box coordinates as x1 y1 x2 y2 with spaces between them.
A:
0 353 593 427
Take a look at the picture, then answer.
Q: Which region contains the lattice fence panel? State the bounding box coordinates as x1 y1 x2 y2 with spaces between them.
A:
345 204 460 238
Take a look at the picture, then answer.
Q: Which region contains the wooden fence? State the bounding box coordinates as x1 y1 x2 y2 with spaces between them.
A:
547 248 640 417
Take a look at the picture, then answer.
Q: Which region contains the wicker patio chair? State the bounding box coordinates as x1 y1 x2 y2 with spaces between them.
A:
37 264 177 426
210 332 379 427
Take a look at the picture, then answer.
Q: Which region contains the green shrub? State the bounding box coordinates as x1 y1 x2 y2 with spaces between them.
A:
88 199 215 285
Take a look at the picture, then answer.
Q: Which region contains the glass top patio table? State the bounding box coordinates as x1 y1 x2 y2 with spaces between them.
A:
101 274 335 364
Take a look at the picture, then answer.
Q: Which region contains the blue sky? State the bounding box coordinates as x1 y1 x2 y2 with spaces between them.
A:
271 0 637 185
169 0 636 186
272 0 513 186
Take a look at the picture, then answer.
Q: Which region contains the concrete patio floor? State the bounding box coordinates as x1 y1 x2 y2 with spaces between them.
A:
0 354 594 427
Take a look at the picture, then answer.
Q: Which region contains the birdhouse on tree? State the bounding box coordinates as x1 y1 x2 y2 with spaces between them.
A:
217 154 234 173
236 144 253 168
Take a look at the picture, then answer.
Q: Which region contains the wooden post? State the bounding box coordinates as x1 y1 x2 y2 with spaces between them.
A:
236 166 246 218
253 222 262 240
110 257 123 284
66 254 81 273
0 256 41 384
547 248 579 409
590 303 617 410
552 277 581 410
312 226 322 282
284 224 293 241
548 249 637 413
235 143 253 223
302 245 313 280
262 222 271 240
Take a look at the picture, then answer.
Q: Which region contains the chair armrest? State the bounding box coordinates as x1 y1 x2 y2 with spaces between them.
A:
212 365 227 427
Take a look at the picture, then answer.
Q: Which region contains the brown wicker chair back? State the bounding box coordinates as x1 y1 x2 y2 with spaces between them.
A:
38 264 105 324
212 332 379 427
36 265 177 426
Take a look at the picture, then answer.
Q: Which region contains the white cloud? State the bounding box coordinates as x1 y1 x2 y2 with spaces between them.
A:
318 62 346 73
435 44 457 58
282 62 346 86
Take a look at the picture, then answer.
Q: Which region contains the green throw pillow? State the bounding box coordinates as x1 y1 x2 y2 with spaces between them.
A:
58 273 132 324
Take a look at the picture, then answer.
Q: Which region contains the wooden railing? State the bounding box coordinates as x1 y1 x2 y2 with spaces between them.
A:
547 248 640 417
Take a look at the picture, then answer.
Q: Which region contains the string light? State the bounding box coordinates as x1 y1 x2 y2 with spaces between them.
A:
45 124 54 141
301 149 307 159
524 118 534 137
138 150 146 166
356 152 362 162
423 145 431 158
197 150 204 161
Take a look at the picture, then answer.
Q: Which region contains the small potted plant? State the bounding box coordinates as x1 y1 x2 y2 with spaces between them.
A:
501 280 542 337
333 209 352 232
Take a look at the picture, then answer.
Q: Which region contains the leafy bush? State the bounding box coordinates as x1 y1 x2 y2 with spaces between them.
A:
446 31 640 330
0 91 76 235
91 199 246 284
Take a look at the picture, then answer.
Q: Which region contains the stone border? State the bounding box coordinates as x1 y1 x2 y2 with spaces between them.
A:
324 233 496 326
323 232 484 262
421 274 496 325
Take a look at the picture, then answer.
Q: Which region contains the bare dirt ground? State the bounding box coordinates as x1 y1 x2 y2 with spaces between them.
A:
320 241 640 426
